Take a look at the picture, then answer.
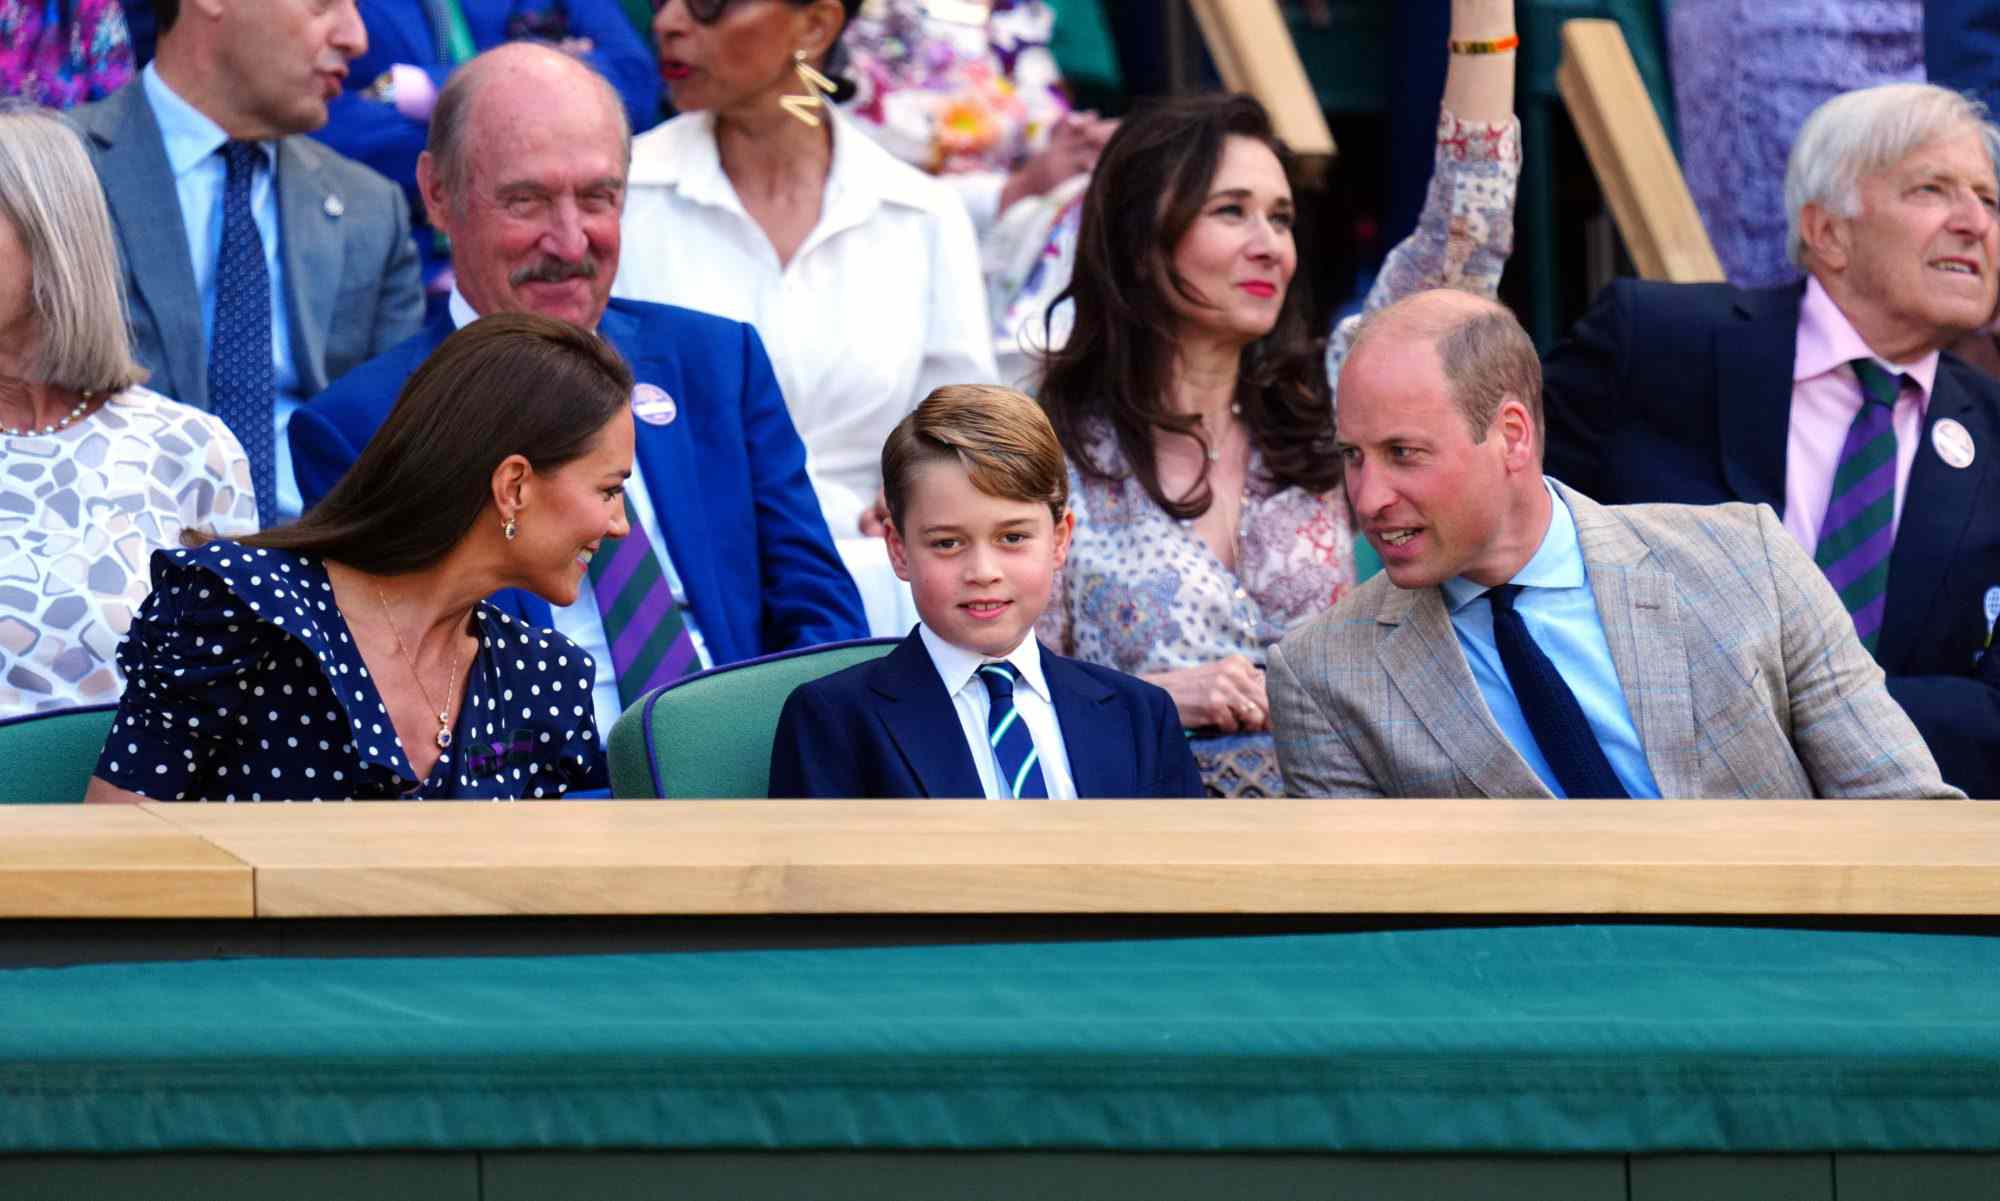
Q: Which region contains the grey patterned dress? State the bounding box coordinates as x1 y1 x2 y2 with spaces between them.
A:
1044 112 1521 797
0 386 258 715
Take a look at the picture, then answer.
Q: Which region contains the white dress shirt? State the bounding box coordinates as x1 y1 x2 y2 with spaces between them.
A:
917 624 1075 800
447 290 712 742
613 106 997 535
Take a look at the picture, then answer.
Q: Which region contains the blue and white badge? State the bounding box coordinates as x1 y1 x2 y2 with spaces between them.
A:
1985 586 2000 642
631 383 676 426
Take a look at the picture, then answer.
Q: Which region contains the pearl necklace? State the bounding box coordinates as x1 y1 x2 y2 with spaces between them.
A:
1203 402 1244 462
0 390 95 438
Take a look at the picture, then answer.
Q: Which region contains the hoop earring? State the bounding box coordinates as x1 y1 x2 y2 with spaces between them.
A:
502 517 518 541
780 49 837 128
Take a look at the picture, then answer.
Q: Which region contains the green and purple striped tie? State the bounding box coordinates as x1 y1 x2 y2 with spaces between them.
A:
588 494 698 709
1814 359 1903 653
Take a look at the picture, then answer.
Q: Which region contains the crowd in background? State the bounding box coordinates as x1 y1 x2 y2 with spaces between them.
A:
0 0 1994 805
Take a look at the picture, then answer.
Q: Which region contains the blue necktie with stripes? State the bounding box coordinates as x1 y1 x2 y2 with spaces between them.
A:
209 140 275 526
977 662 1047 799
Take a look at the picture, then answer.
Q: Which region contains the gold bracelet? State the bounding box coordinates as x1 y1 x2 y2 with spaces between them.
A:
1448 34 1520 55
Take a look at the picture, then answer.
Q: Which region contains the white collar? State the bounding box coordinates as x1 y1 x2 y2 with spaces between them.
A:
627 105 927 222
918 623 1052 705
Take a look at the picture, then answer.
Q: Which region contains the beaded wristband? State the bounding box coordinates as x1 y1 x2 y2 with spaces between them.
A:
1448 34 1520 54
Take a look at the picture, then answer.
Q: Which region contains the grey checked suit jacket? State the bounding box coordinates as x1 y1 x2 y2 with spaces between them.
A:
1269 483 1960 799
69 84 424 411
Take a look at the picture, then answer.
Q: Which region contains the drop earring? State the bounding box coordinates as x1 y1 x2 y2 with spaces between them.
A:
502 516 517 541
780 48 837 127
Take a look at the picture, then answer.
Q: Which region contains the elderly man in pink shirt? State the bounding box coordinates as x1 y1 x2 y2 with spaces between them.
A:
1538 81 2000 799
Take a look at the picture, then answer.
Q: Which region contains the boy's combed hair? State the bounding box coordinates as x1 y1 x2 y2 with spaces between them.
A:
882 385 1069 529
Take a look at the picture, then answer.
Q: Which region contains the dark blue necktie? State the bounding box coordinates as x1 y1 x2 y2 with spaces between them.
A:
1485 585 1629 799
977 662 1048 799
209 140 276 526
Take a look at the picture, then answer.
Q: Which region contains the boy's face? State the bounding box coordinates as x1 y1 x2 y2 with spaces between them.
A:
884 460 1074 659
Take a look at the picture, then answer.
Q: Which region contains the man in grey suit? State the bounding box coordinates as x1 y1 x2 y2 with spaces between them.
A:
70 0 423 523
1269 290 1958 800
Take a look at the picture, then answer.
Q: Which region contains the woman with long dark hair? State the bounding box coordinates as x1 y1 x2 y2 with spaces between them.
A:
1037 0 1519 796
85 314 636 801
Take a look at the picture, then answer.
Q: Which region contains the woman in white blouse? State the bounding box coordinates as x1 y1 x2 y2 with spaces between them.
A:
0 102 258 718
617 0 996 536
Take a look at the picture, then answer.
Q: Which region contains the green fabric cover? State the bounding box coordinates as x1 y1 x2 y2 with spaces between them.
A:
0 706 114 804
607 641 897 798
5 925 2000 1154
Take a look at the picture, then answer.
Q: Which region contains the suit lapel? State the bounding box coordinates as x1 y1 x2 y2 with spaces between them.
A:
1716 284 1803 512
275 138 341 395
1878 366 1990 671
1376 586 1550 798
868 636 984 798
1563 485 1698 798
91 86 207 409
1041 650 1121 797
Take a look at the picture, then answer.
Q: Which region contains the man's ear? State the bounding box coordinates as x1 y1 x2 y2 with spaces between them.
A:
1797 200 1851 274
1496 396 1538 473
416 151 452 234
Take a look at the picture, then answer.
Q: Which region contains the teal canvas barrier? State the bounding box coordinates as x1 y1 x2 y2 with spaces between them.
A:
4 925 2000 1154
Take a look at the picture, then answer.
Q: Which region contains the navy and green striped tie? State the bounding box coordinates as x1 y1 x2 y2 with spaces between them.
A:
587 494 698 710
1814 359 1903 653
977 662 1047 799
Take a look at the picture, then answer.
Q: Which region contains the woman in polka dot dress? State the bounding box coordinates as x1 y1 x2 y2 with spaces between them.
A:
85 314 635 801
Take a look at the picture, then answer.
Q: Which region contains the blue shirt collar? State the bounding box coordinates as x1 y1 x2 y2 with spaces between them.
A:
1441 478 1585 613
142 62 276 179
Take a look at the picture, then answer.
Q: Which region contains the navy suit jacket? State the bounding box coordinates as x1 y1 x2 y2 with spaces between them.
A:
312 0 662 280
291 299 868 667
1544 279 2000 797
70 83 425 411
767 631 1203 799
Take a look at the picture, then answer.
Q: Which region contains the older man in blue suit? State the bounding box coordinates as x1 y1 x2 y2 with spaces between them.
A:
293 42 866 743
71 0 426 524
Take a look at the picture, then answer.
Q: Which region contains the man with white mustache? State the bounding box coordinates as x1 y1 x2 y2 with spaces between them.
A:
292 43 866 750
1542 81 2000 799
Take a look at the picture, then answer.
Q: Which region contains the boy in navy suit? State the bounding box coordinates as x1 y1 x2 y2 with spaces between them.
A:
769 386 1202 799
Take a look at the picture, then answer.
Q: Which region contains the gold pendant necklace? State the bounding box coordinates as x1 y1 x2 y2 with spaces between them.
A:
373 583 463 751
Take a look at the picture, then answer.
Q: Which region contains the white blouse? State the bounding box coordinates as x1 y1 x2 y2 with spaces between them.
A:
614 107 998 534
0 386 259 716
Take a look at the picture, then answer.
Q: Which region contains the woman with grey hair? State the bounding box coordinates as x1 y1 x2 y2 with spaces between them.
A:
0 101 257 717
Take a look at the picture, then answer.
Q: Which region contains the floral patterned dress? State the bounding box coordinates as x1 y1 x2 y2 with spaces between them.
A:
0 0 132 109
1043 111 1521 797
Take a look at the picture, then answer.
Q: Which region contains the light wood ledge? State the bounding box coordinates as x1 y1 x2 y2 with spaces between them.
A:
0 806 252 917
100 798 2000 919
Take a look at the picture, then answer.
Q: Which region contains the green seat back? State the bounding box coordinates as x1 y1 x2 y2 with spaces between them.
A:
607 639 901 798
0 704 118 804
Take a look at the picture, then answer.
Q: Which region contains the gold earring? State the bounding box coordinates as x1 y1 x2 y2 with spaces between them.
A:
781 49 837 127
503 516 518 541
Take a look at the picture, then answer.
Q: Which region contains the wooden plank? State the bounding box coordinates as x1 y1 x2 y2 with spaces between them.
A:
1556 19 1724 282
1632 1155 1833 1201
139 798 2000 919
0 806 251 918
485 1152 1623 1201
1187 0 1335 156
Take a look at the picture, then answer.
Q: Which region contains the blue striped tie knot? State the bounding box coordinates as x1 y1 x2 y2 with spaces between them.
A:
977 662 1048 799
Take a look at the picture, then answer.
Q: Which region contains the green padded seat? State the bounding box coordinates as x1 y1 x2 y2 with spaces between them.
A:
0 704 117 804
607 638 900 798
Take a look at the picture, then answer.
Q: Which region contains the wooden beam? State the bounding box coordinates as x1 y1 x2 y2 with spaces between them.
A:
1187 0 1335 156
1557 18 1724 282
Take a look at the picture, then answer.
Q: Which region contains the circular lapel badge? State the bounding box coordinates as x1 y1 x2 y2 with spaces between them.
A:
1985 585 2000 628
631 383 677 426
323 195 345 219
1932 417 1976 469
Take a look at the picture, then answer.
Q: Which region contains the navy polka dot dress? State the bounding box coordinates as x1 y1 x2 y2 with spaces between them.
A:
95 541 608 800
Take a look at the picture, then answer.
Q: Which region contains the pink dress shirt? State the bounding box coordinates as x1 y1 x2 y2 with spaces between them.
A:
1785 277 1938 555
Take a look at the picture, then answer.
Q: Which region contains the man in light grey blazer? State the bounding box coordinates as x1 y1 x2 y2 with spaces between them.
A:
69 0 423 522
1270 290 1959 800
